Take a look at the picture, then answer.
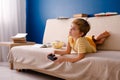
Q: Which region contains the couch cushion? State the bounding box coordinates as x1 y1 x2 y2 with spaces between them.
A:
87 15 120 50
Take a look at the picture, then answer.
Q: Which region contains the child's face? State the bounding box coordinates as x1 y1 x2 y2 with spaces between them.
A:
69 23 83 38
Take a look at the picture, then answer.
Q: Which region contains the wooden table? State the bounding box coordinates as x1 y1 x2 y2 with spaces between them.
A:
0 42 35 50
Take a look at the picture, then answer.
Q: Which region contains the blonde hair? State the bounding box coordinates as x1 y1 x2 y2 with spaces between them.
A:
72 19 90 37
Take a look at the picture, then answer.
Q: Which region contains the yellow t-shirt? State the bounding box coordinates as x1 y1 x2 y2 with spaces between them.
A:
68 36 96 54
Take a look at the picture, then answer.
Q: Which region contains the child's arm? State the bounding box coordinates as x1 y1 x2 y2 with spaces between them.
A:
54 42 71 55
68 53 85 63
55 53 85 63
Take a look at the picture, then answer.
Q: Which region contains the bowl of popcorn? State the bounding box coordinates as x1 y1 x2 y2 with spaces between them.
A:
52 41 64 49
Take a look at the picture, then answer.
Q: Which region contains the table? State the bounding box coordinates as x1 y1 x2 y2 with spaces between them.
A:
0 42 35 50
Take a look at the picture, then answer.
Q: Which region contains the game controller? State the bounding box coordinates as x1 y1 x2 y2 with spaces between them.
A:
47 53 57 61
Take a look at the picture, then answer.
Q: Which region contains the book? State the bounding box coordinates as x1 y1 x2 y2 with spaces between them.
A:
11 33 27 39
94 12 118 17
57 17 69 20
73 14 88 18
106 12 118 16
11 33 27 43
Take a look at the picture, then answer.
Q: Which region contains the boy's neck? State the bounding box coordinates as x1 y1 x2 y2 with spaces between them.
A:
73 35 82 41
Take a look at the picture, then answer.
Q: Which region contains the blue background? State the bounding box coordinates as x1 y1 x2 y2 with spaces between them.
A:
26 0 120 43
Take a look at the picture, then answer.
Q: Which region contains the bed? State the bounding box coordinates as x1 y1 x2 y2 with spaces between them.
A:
8 15 120 80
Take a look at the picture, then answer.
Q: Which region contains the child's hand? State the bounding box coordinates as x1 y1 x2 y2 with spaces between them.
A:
54 56 66 63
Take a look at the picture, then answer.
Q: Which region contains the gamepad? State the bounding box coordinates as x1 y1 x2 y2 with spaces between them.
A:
47 53 57 61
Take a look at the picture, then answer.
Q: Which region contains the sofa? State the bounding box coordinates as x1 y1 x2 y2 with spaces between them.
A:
8 15 120 80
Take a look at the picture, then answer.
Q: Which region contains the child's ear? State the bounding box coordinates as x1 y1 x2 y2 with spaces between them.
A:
80 32 84 37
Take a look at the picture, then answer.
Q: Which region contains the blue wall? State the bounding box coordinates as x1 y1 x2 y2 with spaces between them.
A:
26 0 120 43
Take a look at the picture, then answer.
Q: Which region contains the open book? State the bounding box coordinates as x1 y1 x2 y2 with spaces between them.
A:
11 33 27 39
11 33 27 43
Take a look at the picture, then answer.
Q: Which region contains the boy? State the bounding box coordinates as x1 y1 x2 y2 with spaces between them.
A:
48 19 110 63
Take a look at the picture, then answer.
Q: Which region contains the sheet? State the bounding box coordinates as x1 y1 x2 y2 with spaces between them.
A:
8 44 120 80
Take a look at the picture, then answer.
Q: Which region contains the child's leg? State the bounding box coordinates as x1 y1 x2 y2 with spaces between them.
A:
96 31 110 40
95 38 106 44
93 31 110 45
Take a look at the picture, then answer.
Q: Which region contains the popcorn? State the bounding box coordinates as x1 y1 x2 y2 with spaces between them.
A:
52 41 64 49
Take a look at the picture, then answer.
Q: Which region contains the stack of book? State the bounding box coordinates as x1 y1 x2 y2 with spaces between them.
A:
11 33 27 43
73 14 88 18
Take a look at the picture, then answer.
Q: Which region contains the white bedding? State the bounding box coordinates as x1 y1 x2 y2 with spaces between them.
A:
8 44 120 80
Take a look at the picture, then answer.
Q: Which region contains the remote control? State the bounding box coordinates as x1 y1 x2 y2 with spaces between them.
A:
47 53 57 61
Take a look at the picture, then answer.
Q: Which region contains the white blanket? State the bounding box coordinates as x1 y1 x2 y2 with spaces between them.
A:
8 44 120 80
